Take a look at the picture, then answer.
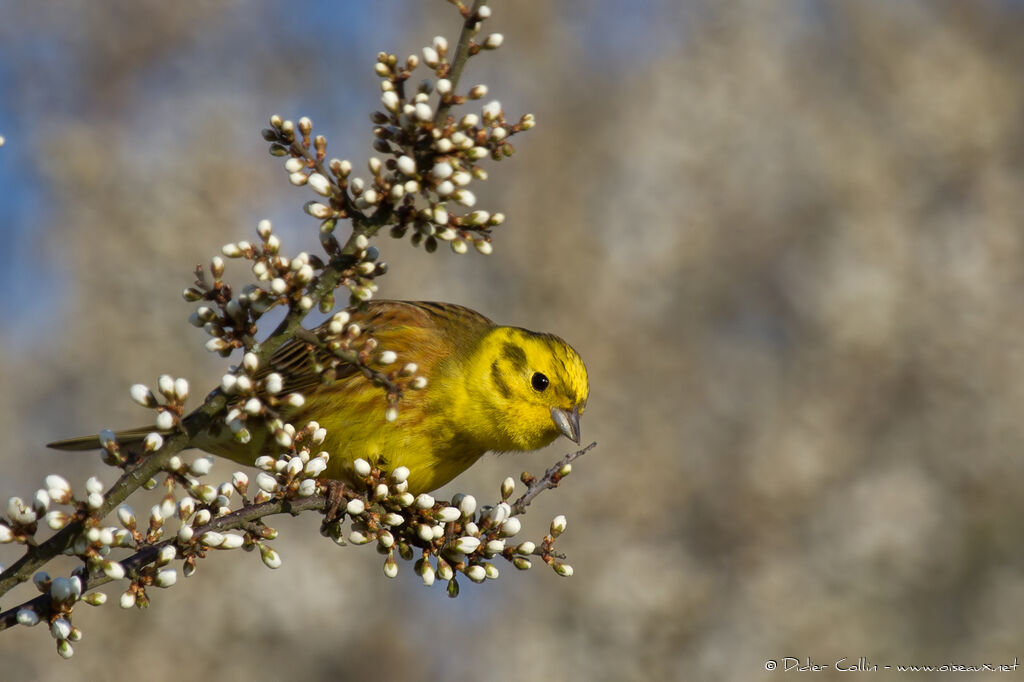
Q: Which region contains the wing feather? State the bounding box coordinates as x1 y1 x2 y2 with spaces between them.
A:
263 300 493 398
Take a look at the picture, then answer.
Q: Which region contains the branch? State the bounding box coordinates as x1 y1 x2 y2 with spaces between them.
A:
0 493 325 632
511 441 597 516
0 441 595 632
434 0 487 127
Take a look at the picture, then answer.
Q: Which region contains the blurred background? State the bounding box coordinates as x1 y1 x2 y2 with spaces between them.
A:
2 0 1024 679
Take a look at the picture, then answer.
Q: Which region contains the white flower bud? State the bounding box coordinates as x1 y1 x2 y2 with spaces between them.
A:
190 456 213 476
130 384 156 408
484 33 504 49
119 591 136 609
158 374 175 397
427 206 448 228
501 516 522 537
16 608 40 626
116 505 136 529
205 337 230 352
422 46 439 67
346 499 365 516
243 397 262 416
489 502 511 526
51 617 72 640
143 432 164 452
103 561 125 580
454 536 481 554
304 201 332 219
454 189 476 207
45 511 70 531
431 161 453 180
550 514 567 537
155 568 177 587
414 102 433 121
435 180 454 196
256 472 278 493
436 507 461 523
220 534 244 550
154 409 174 431
202 531 225 548
353 458 372 477
304 457 327 478
414 493 435 510
157 545 177 566
482 99 502 120
465 565 486 583
381 90 399 112
459 494 477 517
297 479 317 497
50 577 75 603
45 475 72 504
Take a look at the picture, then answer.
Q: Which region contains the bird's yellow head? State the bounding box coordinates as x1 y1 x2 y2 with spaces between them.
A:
465 326 589 453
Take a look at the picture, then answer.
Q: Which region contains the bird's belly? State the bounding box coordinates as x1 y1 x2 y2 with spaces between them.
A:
321 428 481 494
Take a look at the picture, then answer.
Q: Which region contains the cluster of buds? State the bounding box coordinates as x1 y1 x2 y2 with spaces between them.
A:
250 420 331 506
309 309 430 421
0 475 80 547
259 3 530 259
20 569 91 659
320 460 573 597
188 219 333 358
217 347 307 449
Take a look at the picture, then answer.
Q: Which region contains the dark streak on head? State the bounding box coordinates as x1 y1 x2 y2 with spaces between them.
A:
501 342 528 372
491 359 512 398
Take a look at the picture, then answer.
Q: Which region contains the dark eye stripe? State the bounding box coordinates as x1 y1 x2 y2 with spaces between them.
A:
491 360 512 398
501 343 528 372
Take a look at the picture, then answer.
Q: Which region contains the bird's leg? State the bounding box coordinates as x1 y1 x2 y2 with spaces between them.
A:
320 479 349 529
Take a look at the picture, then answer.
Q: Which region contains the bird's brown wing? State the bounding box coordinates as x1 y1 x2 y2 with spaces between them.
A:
263 300 493 397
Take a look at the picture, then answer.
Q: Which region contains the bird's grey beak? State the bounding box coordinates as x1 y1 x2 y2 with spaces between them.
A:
551 405 581 444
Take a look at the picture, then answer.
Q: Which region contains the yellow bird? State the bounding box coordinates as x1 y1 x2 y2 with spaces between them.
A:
49 300 590 494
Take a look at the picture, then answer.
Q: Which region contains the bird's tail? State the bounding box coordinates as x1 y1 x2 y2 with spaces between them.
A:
47 427 160 451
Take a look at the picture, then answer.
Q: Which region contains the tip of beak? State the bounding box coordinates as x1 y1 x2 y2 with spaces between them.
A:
551 405 581 444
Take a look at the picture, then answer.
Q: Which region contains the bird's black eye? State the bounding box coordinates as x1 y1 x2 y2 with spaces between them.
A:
531 372 549 392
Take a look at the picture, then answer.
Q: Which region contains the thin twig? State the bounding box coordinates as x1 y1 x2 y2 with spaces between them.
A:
434 0 487 127
510 442 597 516
0 493 327 632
